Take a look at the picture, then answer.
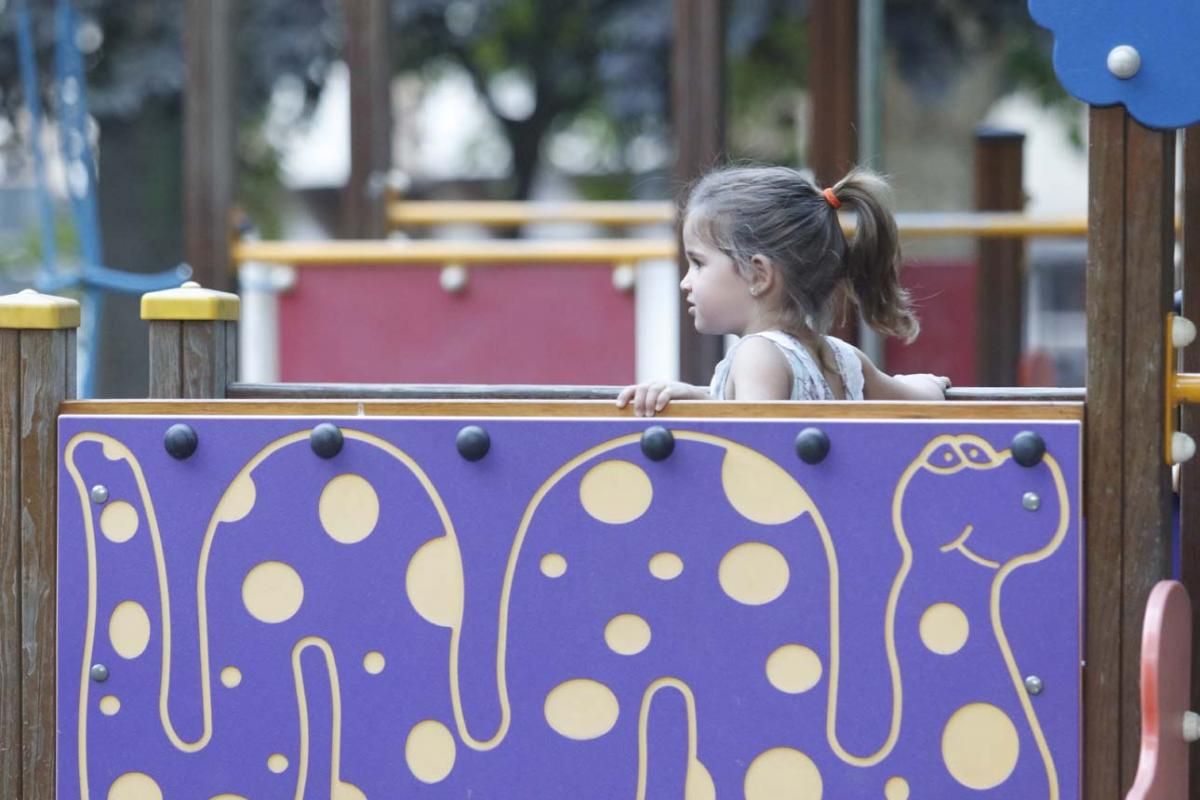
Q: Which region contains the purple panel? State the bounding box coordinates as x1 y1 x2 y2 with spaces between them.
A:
57 416 1082 798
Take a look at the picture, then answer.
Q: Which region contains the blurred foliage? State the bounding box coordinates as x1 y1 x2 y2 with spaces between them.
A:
0 0 1067 208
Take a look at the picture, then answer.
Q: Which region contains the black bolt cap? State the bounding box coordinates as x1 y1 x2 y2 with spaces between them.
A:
310 423 344 459
456 425 490 461
1011 430 1046 467
164 424 198 460
795 427 831 464
641 426 675 461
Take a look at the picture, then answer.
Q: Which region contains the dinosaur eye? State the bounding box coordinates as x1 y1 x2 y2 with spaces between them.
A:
964 446 992 466
929 444 961 468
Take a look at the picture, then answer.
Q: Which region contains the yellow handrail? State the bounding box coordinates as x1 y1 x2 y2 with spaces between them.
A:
388 200 674 227
232 238 675 268
237 210 1111 270
387 201 1098 237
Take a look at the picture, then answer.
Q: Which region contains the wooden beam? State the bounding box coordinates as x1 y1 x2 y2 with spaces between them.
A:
1119 118 1175 790
974 128 1026 386
341 0 392 239
1178 123 1200 791
183 0 235 290
1085 106 1177 797
1085 104 1127 800
809 0 859 345
671 0 725 384
0 328 19 799
808 0 859 187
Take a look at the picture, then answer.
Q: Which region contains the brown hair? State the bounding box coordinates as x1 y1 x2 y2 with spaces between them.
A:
684 165 918 342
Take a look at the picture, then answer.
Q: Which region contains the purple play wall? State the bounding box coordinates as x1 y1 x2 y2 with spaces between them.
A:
57 415 1082 799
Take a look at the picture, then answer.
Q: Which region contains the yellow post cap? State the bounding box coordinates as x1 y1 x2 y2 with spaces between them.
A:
141 281 239 321
0 288 81 329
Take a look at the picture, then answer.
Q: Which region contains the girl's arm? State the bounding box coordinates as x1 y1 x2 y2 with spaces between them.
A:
855 347 950 400
616 337 792 416
725 335 794 400
616 381 710 417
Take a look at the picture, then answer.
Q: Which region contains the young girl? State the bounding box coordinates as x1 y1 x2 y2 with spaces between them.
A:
617 165 950 416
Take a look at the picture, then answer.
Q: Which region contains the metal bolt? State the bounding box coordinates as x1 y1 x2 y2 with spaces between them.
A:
1022 492 1040 511
91 663 109 683
1024 675 1044 695
1107 45 1141 79
90 485 109 504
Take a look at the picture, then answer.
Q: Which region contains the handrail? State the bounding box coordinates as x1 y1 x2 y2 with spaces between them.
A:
387 201 1099 238
388 200 675 227
231 238 675 267
228 382 1085 403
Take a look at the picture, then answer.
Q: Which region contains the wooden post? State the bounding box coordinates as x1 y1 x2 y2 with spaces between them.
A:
671 0 725 385
0 289 79 800
974 128 1026 386
342 0 392 239
1085 107 1176 797
809 0 859 345
141 282 240 399
1179 124 1200 788
809 0 859 188
183 0 235 291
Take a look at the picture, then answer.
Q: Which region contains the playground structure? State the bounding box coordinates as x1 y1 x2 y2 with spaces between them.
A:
2 0 1200 798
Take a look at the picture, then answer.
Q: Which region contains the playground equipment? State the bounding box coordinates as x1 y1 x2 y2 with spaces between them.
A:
3 0 1200 797
13 0 189 398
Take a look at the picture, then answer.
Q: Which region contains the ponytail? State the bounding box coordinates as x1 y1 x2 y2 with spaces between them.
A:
831 169 919 343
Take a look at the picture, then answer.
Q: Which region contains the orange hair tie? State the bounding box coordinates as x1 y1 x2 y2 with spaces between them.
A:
822 187 841 209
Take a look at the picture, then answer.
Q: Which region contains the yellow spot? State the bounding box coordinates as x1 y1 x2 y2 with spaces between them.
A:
102 440 125 460
220 667 242 688
216 475 256 523
363 651 386 674
687 759 716 800
942 703 1020 789
604 614 651 655
744 747 823 799
319 474 379 544
406 537 464 627
544 678 620 740
649 552 683 580
267 753 289 773
579 460 652 524
333 782 366 800
540 553 567 578
242 561 304 624
721 444 809 524
766 644 823 694
885 776 910 800
920 603 970 655
107 772 162 800
99 695 120 716
99 501 139 543
405 719 457 784
209 796 248 800
109 601 151 659
719 542 790 605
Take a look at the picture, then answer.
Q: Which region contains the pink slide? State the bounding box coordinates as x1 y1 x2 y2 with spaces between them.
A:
1126 580 1195 800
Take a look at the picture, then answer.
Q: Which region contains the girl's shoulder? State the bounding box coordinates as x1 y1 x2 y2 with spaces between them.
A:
821 335 866 400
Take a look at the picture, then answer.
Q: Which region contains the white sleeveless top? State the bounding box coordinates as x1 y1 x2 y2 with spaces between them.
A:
709 331 866 401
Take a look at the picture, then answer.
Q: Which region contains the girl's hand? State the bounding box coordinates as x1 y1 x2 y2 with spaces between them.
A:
897 373 952 398
616 381 709 417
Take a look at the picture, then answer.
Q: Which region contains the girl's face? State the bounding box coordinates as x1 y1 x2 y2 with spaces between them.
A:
680 215 755 335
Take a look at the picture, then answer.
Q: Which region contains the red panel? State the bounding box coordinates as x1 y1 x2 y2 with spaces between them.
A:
278 263 635 384
884 260 977 386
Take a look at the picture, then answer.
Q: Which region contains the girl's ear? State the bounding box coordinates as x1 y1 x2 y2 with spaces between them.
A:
748 254 778 295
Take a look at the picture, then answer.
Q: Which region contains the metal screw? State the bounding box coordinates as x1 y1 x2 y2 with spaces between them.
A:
91 664 109 682
1022 492 1040 511
90 485 109 504
1024 675 1044 695
1107 45 1141 79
